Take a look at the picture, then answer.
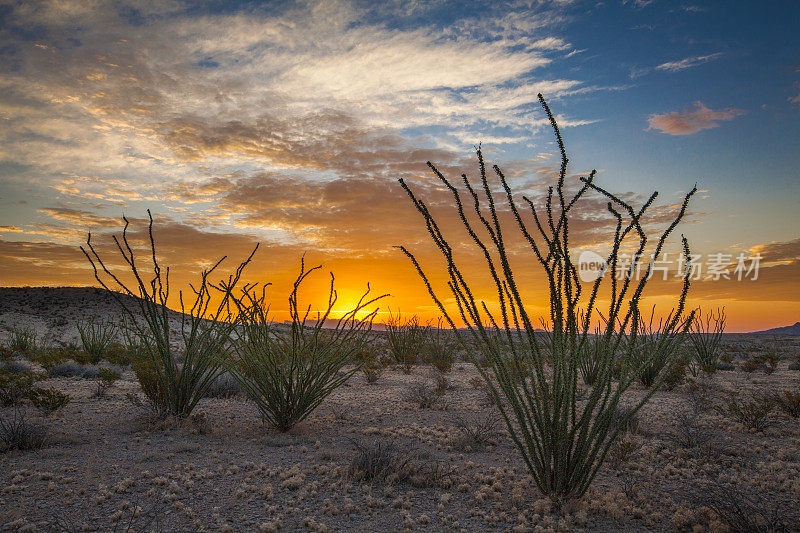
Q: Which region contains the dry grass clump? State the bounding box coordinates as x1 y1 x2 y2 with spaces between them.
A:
450 412 499 451
0 409 47 452
695 482 798 533
404 380 445 409
348 441 451 488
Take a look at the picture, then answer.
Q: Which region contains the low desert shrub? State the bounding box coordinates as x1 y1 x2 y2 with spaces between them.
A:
404 381 445 409
0 346 12 361
772 390 800 418
697 483 797 533
77 317 119 364
740 356 759 373
82 210 255 419
93 368 121 398
0 409 47 452
715 392 775 432
0 370 42 407
29 387 70 415
607 435 640 470
348 441 450 488
687 307 726 374
228 259 386 431
789 355 800 371
398 94 696 500
47 361 99 379
4 325 40 355
451 412 499 451
2 359 33 375
129 357 169 418
760 352 779 374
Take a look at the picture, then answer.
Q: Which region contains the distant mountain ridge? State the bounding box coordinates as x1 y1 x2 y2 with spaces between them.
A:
749 322 800 335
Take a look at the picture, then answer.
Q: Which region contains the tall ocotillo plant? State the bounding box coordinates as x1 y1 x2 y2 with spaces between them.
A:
398 94 696 500
81 210 257 418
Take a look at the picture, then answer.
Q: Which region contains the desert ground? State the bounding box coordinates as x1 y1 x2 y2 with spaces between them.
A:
1 287 799 532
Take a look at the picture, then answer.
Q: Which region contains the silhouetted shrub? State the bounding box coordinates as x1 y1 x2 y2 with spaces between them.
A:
228 259 385 431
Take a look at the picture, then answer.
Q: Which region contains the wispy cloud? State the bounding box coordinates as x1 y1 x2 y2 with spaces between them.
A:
647 102 746 135
656 52 722 73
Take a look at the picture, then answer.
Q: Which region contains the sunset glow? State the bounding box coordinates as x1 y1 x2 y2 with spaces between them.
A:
1 1 798 332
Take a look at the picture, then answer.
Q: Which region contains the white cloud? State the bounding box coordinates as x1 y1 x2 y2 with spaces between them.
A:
656 52 722 73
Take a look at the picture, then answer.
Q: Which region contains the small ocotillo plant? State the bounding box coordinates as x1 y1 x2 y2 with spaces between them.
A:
76 317 119 364
687 307 726 374
398 94 696 500
632 306 690 388
81 210 256 418
228 258 386 431
385 312 428 373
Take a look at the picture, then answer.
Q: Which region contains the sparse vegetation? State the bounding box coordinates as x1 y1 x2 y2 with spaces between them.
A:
715 392 775 432
29 387 70 415
93 368 121 398
76 316 119 364
227 258 386 431
771 389 800 418
4 324 41 355
398 94 696 499
81 210 256 419
0 409 47 452
385 313 427 373
404 380 445 409
688 307 726 374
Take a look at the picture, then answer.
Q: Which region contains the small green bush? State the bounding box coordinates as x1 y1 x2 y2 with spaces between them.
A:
30 387 71 415
5 325 40 355
715 392 775 432
0 370 36 407
93 368 121 398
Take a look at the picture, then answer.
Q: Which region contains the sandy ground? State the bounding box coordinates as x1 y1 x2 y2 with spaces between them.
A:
1 288 799 532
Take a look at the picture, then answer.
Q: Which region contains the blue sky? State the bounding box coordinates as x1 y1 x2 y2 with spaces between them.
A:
0 0 798 330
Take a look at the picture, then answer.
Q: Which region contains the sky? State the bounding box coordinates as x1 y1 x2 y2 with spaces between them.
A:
0 0 798 332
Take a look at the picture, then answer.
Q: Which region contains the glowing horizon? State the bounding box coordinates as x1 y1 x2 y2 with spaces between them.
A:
0 1 798 333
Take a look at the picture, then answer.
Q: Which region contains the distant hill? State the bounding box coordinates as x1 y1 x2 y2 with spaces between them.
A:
749 322 800 335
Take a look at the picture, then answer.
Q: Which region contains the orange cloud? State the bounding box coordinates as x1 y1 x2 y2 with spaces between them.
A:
647 102 746 135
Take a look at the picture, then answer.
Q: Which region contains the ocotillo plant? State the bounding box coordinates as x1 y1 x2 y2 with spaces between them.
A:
398 94 696 500
81 210 257 418
228 257 387 431
687 307 726 374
